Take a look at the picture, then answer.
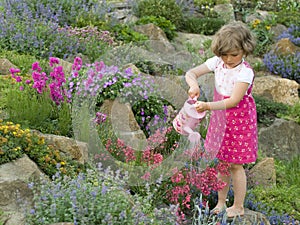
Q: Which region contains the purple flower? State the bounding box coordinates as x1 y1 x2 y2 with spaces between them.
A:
49 57 60 67
10 68 21 75
32 62 41 72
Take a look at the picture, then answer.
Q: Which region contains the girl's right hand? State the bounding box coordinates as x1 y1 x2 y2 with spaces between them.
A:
188 86 200 99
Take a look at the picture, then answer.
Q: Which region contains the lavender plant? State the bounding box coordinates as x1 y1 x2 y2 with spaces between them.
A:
277 24 300 46
25 164 178 224
263 24 300 83
263 51 300 83
0 0 114 61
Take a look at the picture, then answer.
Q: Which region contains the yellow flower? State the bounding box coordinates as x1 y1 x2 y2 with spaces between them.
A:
37 137 45 145
44 155 51 163
60 161 66 166
60 167 66 174
265 25 271 30
1 137 8 143
252 19 261 28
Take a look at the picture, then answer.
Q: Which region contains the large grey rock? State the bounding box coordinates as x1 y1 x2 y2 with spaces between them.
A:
228 208 270 225
100 99 147 150
214 3 235 23
0 155 45 225
248 157 276 188
258 119 300 161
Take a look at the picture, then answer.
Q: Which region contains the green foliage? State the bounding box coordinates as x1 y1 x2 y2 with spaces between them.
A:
132 95 172 136
0 209 5 225
274 11 300 27
194 0 229 6
248 15 277 56
275 156 300 186
248 185 300 221
274 0 300 12
254 95 289 127
60 25 115 63
134 60 182 76
136 16 177 40
180 17 225 35
134 0 184 29
5 82 72 137
193 1 221 18
0 76 11 111
0 51 49 74
281 100 300 124
106 23 148 44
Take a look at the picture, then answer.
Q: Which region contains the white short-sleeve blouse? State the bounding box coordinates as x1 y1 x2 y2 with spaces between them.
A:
205 56 254 96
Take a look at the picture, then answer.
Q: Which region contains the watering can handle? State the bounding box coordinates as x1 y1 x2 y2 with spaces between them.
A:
187 97 197 105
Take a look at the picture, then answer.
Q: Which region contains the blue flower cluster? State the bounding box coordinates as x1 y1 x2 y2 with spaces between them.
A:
0 0 112 60
263 25 300 83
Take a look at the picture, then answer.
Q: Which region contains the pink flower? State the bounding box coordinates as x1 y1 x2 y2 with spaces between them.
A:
49 57 60 67
10 68 21 75
15 76 22 82
32 62 41 72
141 172 151 181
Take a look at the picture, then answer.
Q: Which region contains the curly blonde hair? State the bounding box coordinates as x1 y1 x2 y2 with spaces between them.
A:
211 21 256 56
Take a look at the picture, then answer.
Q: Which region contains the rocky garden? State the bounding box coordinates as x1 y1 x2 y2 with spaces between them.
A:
0 0 299 224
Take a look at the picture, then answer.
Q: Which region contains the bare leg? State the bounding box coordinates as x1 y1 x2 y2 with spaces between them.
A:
212 171 230 214
226 163 246 217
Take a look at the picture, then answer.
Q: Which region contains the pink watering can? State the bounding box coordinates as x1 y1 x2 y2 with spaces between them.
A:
173 97 206 143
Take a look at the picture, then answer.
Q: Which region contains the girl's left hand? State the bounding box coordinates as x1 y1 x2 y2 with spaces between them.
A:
195 101 209 112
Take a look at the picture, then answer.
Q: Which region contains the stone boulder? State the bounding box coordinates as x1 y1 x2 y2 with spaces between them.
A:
33 132 89 164
248 157 276 188
252 75 299 105
214 3 235 23
228 208 270 225
0 155 45 225
100 99 147 150
258 119 300 161
0 58 16 75
273 38 300 56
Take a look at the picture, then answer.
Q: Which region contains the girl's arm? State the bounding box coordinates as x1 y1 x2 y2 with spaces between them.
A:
185 64 211 98
195 82 249 111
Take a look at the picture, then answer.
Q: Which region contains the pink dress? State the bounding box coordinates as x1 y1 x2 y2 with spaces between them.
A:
204 57 258 164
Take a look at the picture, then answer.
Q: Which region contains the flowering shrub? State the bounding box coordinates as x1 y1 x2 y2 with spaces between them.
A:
263 25 300 83
0 120 83 176
277 24 300 46
8 57 72 136
94 118 227 221
263 51 300 83
164 157 229 220
25 164 178 224
67 58 171 136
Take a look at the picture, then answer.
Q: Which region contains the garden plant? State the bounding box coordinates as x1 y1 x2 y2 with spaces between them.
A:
0 0 299 224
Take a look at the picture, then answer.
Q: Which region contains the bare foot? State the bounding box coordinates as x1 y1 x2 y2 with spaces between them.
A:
211 204 227 215
226 206 244 218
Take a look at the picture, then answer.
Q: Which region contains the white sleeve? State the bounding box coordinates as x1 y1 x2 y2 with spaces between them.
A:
204 56 220 71
236 67 254 84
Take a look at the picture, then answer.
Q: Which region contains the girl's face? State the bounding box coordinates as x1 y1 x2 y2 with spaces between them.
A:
221 49 244 69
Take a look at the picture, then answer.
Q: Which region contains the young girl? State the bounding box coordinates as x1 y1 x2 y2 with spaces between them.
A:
185 21 258 218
